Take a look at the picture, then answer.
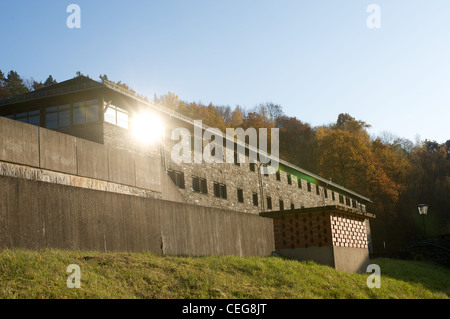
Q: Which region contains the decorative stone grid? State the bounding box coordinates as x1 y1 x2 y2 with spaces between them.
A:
271 211 370 250
273 212 333 249
331 213 368 249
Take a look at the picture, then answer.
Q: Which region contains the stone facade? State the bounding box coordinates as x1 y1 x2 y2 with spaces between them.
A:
160 130 368 216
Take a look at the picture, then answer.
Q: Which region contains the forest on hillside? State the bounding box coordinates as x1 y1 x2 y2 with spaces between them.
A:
1 70 449 251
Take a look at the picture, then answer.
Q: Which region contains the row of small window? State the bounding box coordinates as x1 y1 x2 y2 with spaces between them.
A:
168 169 360 210
45 100 99 129
4 110 40 126
5 100 100 129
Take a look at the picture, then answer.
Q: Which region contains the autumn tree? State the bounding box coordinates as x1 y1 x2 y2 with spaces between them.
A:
230 106 244 128
156 91 180 110
316 115 401 250
277 116 317 173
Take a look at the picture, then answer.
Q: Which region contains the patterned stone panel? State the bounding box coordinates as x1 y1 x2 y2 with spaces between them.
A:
330 213 368 249
273 212 333 250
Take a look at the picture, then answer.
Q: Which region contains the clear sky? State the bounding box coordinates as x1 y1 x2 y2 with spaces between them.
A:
1 0 449 143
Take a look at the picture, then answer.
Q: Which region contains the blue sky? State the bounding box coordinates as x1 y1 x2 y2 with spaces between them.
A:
1 1 449 143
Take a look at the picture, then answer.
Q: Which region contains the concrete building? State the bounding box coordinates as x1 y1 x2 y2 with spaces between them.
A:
0 76 375 272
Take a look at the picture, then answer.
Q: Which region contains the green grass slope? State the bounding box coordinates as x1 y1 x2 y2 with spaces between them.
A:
0 249 448 299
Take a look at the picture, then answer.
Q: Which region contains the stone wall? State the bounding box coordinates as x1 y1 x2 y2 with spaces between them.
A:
161 131 368 216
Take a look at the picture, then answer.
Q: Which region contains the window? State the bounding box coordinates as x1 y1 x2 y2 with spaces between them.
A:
213 182 227 199
46 112 57 129
352 199 357 208
267 197 272 210
9 110 41 127
47 104 76 128
276 171 281 181
176 172 185 189
237 189 244 203
290 203 295 210
249 163 256 172
105 103 128 129
86 99 99 123
28 111 40 126
307 182 311 192
339 194 344 204
252 193 258 206
332 191 336 201
297 178 302 189
193 177 200 192
346 197 351 206
192 177 207 194
44 99 99 128
73 101 86 125
168 169 185 189
58 106 71 127
117 110 128 129
200 179 207 194
316 185 320 195
287 174 292 185
279 199 284 211
324 189 328 198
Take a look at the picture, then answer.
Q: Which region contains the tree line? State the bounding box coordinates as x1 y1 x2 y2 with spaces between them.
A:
1 70 448 251
0 69 57 99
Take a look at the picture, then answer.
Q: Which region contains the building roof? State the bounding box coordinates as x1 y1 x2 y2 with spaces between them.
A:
259 205 376 219
0 76 372 204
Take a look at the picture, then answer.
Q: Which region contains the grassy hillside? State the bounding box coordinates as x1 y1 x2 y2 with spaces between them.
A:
0 249 448 299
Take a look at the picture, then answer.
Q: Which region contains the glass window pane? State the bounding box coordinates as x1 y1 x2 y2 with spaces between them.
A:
28 115 40 126
29 110 40 116
46 106 57 112
59 110 71 127
73 101 85 108
104 108 116 124
5 114 15 119
86 105 99 123
117 111 128 129
16 112 27 118
58 104 70 110
46 113 57 129
73 107 86 125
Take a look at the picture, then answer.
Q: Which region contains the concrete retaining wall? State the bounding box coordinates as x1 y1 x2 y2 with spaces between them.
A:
0 116 164 195
0 175 275 257
0 116 39 167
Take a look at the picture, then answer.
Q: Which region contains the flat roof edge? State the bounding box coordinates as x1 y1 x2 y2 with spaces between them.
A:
259 205 376 219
